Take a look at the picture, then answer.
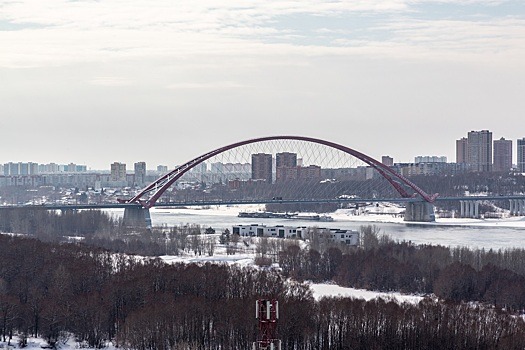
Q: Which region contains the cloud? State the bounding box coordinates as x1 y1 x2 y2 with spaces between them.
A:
89 76 134 87
0 0 524 69
166 81 246 90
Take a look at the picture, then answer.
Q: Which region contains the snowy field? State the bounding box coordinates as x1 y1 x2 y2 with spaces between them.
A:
309 283 424 304
161 253 255 266
0 337 117 350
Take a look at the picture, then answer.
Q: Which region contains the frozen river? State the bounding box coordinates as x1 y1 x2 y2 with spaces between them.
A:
107 205 525 250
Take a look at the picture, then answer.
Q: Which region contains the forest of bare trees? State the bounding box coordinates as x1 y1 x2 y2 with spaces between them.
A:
0 208 120 241
277 226 525 311
2 210 525 348
1 234 525 349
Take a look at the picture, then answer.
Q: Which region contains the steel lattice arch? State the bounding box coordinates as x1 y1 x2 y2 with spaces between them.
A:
119 136 437 209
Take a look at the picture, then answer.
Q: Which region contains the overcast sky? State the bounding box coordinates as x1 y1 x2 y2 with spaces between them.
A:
1 0 524 170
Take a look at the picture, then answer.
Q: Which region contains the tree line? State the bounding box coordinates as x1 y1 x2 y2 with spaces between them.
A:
0 208 120 241
0 209 214 257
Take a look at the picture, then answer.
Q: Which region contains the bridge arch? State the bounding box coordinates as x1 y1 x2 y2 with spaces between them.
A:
121 136 437 208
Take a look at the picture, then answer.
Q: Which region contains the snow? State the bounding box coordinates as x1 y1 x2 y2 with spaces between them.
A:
309 283 424 304
161 253 255 266
0 336 117 350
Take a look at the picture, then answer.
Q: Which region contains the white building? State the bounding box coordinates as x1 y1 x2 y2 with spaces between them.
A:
232 224 360 246
317 228 360 246
233 224 306 239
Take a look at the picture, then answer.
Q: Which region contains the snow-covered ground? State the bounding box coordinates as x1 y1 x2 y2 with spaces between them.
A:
0 337 117 350
161 252 255 266
309 283 424 304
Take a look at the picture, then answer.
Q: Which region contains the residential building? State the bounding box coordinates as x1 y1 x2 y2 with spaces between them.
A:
276 152 298 182
134 161 147 186
3 162 39 176
298 165 322 181
276 152 297 168
518 138 525 173
3 162 19 176
251 153 273 183
233 224 306 239
467 130 492 172
493 138 512 172
232 224 359 245
321 167 370 181
275 166 298 182
393 162 468 177
110 162 127 182
157 165 168 173
456 137 468 164
381 156 394 166
37 163 87 173
414 156 447 164
39 163 59 173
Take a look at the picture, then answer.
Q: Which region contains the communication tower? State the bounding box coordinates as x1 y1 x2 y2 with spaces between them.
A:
253 299 281 350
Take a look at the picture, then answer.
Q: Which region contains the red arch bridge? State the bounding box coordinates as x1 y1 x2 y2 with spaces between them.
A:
117 136 440 225
6 136 524 225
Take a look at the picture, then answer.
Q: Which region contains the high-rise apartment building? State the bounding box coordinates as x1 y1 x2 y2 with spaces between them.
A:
493 138 512 172
134 161 147 186
66 163 77 172
467 130 492 172
381 156 394 167
3 162 39 176
276 152 298 182
518 138 525 173
3 163 19 176
157 165 168 173
110 162 127 182
251 153 273 183
456 137 468 164
276 152 297 168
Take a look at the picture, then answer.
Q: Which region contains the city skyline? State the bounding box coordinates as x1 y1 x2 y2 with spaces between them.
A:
2 130 525 173
1 1 525 169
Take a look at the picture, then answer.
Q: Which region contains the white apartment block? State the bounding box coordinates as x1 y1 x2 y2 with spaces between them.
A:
232 224 359 246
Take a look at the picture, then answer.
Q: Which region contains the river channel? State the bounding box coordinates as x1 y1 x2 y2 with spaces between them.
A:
106 206 525 250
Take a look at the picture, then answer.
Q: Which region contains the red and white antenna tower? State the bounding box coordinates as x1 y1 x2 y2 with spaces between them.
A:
253 299 281 350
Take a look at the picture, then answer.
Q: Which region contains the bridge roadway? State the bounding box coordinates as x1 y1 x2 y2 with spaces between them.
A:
1 195 525 211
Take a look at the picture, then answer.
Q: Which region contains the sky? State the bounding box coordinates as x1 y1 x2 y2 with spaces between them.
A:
1 0 524 170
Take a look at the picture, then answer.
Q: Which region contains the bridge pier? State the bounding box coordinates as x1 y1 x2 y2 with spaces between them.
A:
460 200 480 218
510 199 525 216
123 206 152 228
404 202 435 222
